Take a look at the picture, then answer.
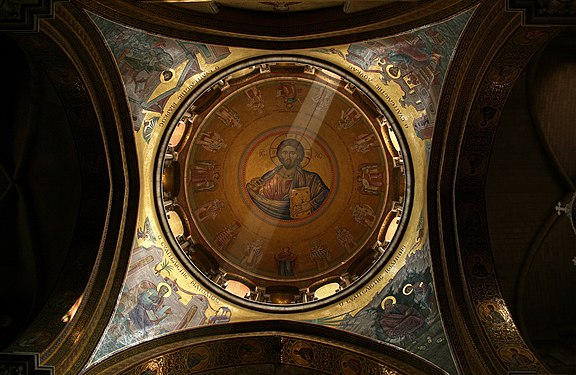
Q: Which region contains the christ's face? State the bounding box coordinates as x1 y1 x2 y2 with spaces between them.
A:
279 145 299 169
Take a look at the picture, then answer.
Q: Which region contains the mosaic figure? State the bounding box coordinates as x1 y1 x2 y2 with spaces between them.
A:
195 199 225 222
247 138 330 220
276 82 301 110
245 87 265 113
216 106 242 128
311 87 333 110
335 226 357 251
214 221 241 250
189 160 220 192
358 164 385 195
485 304 506 324
196 132 226 153
351 204 376 227
338 107 361 130
128 283 172 332
275 246 297 276
240 239 264 270
351 133 378 154
379 297 425 341
309 241 331 270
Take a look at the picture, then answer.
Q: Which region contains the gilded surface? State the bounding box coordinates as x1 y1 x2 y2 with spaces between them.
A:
87 9 473 373
121 336 403 375
183 69 393 285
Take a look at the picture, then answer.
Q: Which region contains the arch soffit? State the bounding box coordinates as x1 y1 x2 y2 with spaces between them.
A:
6 3 142 374
428 0 559 374
84 320 445 375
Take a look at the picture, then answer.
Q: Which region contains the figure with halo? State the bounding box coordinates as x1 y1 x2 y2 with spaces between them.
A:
128 282 173 331
247 137 329 220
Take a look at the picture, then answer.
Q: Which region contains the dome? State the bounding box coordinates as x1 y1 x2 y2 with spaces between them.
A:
157 57 411 308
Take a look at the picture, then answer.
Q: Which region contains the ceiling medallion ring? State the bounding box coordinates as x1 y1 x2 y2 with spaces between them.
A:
155 55 414 312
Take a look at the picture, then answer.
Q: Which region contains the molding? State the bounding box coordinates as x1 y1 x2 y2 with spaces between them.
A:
0 352 53 374
0 0 55 31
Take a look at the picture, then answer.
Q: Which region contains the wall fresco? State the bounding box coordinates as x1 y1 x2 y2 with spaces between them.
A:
346 10 470 143
92 247 233 361
90 221 232 364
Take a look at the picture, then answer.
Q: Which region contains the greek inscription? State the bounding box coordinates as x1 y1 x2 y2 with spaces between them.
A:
339 274 385 306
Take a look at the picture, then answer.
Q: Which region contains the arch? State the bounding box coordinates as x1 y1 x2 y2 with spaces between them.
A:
427 0 555 373
83 320 445 375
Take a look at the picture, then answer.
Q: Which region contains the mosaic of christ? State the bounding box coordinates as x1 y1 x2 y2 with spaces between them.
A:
246 138 330 220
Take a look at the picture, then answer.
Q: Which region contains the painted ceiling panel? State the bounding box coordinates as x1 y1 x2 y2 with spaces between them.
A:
85 9 473 374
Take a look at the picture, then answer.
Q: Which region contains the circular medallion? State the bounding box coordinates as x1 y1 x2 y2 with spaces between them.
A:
186 346 210 371
236 338 265 362
290 341 314 366
158 58 410 307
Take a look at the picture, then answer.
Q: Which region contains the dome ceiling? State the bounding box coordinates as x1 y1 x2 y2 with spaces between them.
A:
4 1 572 374
82 8 473 373
159 58 408 305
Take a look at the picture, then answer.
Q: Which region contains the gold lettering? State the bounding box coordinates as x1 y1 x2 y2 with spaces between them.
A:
339 274 385 306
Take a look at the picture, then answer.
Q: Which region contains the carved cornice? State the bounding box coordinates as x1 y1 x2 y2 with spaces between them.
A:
0 0 55 31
